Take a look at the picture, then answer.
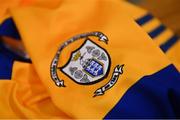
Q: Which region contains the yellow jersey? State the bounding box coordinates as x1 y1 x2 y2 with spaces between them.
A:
0 0 180 119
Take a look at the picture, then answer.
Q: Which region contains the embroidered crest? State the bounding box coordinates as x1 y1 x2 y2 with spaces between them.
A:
50 32 124 97
61 39 111 85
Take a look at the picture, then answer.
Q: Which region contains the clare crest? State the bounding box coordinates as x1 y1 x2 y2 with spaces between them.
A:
50 31 124 97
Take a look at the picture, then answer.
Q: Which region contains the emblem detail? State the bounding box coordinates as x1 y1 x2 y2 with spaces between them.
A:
50 31 124 97
61 39 110 85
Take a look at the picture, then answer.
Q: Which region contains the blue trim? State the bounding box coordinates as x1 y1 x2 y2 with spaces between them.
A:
135 14 179 53
0 42 31 80
135 13 153 26
148 25 166 38
105 64 180 119
0 18 21 40
160 35 179 53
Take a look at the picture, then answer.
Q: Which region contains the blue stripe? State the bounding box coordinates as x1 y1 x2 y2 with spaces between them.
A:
160 35 179 53
148 25 166 38
0 18 21 40
135 13 153 26
105 64 180 119
0 41 31 80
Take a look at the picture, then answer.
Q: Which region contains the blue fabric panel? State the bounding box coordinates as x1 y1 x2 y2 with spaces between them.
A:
0 18 21 40
105 64 180 119
0 42 31 79
0 53 14 80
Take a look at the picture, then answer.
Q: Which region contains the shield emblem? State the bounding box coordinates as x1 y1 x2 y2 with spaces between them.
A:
60 39 111 85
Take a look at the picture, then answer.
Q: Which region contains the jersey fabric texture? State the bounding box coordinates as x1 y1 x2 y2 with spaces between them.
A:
0 0 180 119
